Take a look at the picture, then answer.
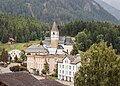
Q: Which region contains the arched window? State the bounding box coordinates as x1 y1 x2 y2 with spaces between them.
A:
53 32 55 35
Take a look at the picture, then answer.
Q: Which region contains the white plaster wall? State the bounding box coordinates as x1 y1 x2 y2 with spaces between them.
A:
63 45 73 54
58 57 81 82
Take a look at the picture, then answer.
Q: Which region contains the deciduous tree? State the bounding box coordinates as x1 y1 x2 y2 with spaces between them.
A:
74 40 120 86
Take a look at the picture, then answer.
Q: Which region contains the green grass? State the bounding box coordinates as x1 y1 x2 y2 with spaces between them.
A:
48 75 57 79
0 40 40 52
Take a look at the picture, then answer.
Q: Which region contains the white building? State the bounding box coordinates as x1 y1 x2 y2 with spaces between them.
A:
58 55 81 82
8 49 21 60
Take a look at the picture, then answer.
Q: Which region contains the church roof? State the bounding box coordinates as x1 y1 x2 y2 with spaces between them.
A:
25 45 48 53
64 36 74 45
51 22 59 32
44 36 74 47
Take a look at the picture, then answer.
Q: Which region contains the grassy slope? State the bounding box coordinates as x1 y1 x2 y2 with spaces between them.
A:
0 40 40 52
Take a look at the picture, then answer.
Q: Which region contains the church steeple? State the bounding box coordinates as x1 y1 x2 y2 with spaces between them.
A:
51 22 59 32
51 22 59 48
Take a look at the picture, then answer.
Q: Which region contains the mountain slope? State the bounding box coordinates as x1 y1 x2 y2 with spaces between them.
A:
0 0 119 24
95 0 120 20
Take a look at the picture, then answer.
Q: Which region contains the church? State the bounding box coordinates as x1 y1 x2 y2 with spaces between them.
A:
44 22 74 55
26 22 74 75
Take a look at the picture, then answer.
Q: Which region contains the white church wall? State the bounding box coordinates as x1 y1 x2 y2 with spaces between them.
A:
63 45 73 54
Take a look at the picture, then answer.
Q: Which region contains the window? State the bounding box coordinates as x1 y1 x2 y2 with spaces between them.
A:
69 71 71 75
53 32 55 35
65 60 66 63
62 70 64 74
62 65 64 68
65 60 67 63
59 64 61 68
69 66 71 70
73 66 74 70
60 70 61 73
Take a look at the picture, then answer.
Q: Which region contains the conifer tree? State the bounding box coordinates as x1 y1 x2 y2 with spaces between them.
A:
44 58 49 75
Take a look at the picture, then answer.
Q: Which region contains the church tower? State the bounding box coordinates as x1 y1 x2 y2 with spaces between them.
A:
51 22 59 48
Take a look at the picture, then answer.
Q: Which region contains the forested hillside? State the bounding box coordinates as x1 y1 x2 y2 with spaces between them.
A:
0 14 120 53
60 21 120 53
95 0 120 20
0 0 119 24
0 14 50 43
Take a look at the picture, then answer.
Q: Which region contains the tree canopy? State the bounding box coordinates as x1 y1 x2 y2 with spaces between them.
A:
74 40 120 86
60 21 120 53
0 48 8 62
0 13 50 43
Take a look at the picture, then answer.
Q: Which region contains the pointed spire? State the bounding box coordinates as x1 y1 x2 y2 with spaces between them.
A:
51 22 59 31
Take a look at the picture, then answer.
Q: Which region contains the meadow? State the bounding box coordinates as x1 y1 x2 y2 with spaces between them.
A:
0 40 40 52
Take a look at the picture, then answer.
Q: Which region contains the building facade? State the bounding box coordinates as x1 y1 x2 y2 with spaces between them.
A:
58 55 81 82
26 45 64 75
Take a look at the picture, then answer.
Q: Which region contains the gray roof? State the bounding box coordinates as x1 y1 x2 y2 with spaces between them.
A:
39 79 64 86
44 37 51 47
64 37 74 45
51 22 59 32
58 55 81 64
0 72 44 86
25 45 48 53
44 36 74 47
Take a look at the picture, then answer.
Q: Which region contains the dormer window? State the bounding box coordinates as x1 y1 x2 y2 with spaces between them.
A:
53 32 55 35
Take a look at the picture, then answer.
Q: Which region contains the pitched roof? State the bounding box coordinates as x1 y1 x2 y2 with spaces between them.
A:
39 79 64 86
67 56 75 62
44 36 74 47
25 45 48 53
58 55 81 64
64 36 74 45
51 22 59 32
0 72 44 86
